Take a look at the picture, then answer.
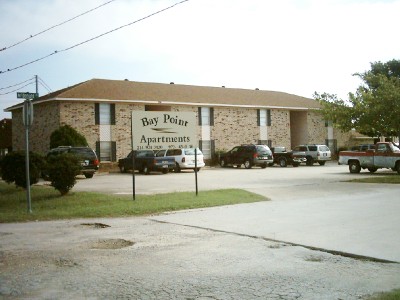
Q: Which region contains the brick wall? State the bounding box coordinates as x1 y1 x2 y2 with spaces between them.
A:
11 100 332 160
212 107 259 151
268 110 291 148
307 112 327 144
12 102 60 154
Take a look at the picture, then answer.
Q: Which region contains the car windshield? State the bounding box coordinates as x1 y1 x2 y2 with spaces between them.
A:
70 148 96 158
184 148 202 155
256 145 271 155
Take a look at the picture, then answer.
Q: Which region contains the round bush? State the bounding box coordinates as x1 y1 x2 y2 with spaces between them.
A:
0 151 44 189
46 153 81 195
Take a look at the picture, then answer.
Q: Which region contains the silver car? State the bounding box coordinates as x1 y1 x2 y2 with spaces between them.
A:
292 144 331 166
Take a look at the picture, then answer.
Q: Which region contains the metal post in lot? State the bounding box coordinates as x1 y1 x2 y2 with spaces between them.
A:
23 99 33 213
195 148 198 196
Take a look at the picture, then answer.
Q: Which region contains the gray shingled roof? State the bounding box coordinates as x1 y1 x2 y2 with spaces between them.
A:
6 78 320 110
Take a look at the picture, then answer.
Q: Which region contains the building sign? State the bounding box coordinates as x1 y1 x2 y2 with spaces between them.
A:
132 111 197 150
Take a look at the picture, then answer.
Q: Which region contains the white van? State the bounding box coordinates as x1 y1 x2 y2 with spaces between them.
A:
155 148 205 172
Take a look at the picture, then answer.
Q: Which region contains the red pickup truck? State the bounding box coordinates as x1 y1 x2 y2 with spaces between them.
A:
338 142 400 174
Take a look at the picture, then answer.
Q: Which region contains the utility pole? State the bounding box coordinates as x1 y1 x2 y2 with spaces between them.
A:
35 75 38 95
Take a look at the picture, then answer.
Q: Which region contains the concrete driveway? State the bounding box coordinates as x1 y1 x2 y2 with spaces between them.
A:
74 162 400 263
2 163 400 299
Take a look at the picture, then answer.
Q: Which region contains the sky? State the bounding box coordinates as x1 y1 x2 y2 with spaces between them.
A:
1 0 399 120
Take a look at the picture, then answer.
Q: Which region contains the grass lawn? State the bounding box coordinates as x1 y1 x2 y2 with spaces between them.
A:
367 289 400 300
0 181 268 223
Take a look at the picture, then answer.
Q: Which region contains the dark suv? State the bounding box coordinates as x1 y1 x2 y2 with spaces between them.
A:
45 146 99 178
219 144 273 169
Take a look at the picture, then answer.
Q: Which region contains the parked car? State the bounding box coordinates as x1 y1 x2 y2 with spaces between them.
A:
339 142 400 174
219 144 273 169
270 146 306 167
45 146 99 178
292 144 331 166
155 148 205 172
118 150 175 174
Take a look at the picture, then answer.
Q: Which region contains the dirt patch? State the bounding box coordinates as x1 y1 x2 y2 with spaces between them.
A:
90 238 134 249
54 257 79 267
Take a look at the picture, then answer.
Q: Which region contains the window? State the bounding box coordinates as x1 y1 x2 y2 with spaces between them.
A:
257 109 271 126
259 110 267 126
377 144 388 152
199 140 214 159
96 141 116 162
95 103 116 161
198 107 214 126
95 103 115 125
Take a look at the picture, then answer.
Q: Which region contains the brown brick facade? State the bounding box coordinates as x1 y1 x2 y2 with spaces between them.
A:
11 100 340 160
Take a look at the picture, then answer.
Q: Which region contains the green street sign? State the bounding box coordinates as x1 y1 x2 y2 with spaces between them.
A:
17 92 38 99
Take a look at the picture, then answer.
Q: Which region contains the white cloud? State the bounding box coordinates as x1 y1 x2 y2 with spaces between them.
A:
1 0 399 119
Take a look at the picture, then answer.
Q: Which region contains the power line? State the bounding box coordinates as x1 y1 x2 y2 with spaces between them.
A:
0 82 34 96
0 77 35 90
0 0 190 74
0 0 117 52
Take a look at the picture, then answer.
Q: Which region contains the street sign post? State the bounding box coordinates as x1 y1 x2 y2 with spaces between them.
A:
17 92 37 213
17 92 38 99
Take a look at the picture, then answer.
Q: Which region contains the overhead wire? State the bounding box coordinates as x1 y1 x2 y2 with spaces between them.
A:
0 0 117 52
0 82 34 96
0 0 190 75
0 77 35 90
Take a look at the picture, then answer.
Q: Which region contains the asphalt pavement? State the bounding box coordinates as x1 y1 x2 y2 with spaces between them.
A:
74 162 400 263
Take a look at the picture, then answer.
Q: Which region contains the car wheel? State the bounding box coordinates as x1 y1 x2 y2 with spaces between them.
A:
349 161 361 173
368 167 377 173
174 163 181 173
244 159 252 169
143 165 150 175
162 169 168 174
260 163 267 169
194 168 201 172
84 173 94 178
306 156 314 166
396 163 400 175
236 165 241 168
318 161 326 166
220 159 227 168
292 163 300 167
279 158 287 167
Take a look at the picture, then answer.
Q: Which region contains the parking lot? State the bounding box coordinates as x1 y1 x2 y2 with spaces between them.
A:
2 162 399 299
72 162 400 262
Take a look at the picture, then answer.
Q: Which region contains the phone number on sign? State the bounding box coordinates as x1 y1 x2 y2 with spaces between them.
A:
135 144 194 150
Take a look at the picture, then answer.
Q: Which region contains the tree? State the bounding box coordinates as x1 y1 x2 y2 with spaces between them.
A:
50 125 88 149
314 59 400 143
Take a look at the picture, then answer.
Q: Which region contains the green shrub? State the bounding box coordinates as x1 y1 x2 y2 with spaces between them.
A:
50 125 88 149
46 153 81 195
0 151 44 188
